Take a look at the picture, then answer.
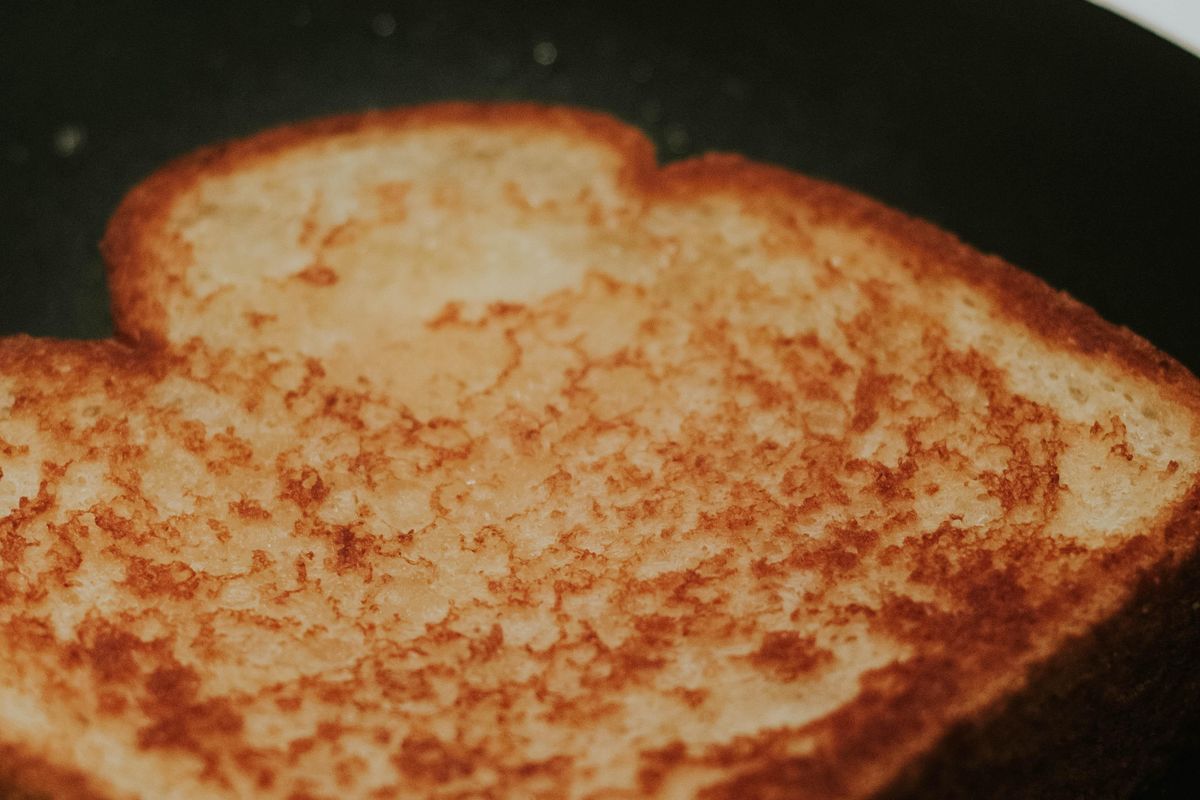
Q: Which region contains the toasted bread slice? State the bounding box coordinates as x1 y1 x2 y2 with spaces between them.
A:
2 103 1199 800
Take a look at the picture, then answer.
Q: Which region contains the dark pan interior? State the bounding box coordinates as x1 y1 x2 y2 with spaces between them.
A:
1 0 1198 794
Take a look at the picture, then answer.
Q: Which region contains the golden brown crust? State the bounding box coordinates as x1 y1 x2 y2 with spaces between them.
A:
100 103 656 348
103 102 1200 415
878 485 1200 799
654 154 1200 419
0 102 1195 799
693 501 1200 800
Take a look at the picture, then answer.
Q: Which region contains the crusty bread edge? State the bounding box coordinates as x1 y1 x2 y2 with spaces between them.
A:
0 347 153 800
1 101 1189 797
98 102 655 350
100 101 1200 420
654 154 1200 420
878 484 1200 799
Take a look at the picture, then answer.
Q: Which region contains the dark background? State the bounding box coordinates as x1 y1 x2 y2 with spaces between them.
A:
1 0 1198 794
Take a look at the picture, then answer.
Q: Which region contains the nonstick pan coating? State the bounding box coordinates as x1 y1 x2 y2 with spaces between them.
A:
1 0 1199 795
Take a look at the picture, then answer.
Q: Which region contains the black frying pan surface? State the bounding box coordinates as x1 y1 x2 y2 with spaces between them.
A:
1 0 1199 795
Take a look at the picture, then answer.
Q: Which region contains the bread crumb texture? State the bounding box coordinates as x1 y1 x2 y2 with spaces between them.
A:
2 104 1199 800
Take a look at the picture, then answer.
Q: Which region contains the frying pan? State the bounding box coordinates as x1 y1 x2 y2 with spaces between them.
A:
2 0 1199 795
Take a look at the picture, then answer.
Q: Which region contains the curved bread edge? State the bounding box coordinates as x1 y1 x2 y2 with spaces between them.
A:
879 484 1200 799
101 102 1200 419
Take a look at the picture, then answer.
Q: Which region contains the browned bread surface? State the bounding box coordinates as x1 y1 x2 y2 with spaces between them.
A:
1 103 1199 799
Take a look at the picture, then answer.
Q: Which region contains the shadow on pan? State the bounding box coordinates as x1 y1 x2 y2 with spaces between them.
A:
1 0 1199 796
